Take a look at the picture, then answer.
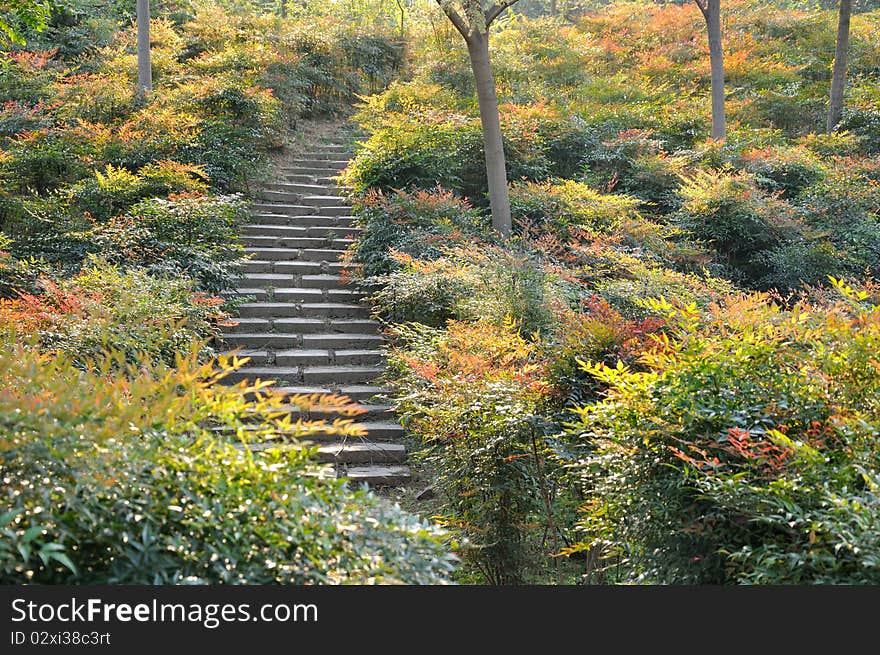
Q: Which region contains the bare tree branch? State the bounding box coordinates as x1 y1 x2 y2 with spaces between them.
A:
485 0 521 26
435 1 470 40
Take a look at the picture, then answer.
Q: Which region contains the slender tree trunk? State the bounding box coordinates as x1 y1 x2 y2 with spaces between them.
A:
704 0 726 139
550 0 557 18
467 31 512 238
827 0 851 133
136 0 152 93
280 0 287 18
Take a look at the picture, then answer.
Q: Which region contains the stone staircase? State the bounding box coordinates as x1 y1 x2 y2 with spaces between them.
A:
220 138 410 486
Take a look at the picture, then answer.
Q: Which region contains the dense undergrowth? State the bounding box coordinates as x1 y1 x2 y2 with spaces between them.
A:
342 1 880 583
0 2 458 584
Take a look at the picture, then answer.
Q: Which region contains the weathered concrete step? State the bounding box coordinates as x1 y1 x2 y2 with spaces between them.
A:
243 224 309 237
287 403 394 421
264 384 387 403
300 303 369 318
256 191 307 203
261 182 327 194
301 195 346 208
303 365 384 384
306 226 361 238
314 206 353 217
303 333 382 348
301 152 354 160
251 203 318 216
226 317 379 336
318 442 405 464
223 332 381 349
272 348 382 366
221 364 383 386
242 260 354 276
229 287 268 301
242 235 320 248
242 248 345 262
302 273 345 289
271 288 364 302
250 214 357 228
274 317 378 333
247 441 404 464
244 224 359 238
236 303 367 319
344 464 411 486
238 271 296 285
224 348 383 368
285 159 349 170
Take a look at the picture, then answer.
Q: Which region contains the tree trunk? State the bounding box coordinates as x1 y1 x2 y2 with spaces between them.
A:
827 0 851 133
467 32 512 238
136 0 152 93
704 0 725 139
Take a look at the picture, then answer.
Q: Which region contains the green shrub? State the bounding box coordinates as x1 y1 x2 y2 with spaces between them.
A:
569 287 880 584
92 194 248 294
68 161 209 222
0 345 456 584
349 188 490 279
0 261 228 366
674 169 804 288
387 320 561 584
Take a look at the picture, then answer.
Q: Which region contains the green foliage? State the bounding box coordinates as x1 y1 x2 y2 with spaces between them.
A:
569 288 880 584
0 261 228 366
0 345 456 583
387 319 558 584
348 187 490 279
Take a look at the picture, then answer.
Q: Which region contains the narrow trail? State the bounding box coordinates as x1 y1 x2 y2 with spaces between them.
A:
220 126 410 486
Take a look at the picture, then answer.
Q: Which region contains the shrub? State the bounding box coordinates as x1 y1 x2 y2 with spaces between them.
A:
68 161 209 222
674 169 805 288
568 286 880 584
0 345 456 584
348 188 490 279
0 261 227 366
387 319 561 584
91 194 248 294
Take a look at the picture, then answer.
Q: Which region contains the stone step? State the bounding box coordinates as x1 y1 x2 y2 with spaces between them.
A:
250 214 357 228
300 303 369 318
230 287 268 301
265 384 387 403
285 159 349 170
344 464 411 486
242 235 330 248
244 224 359 239
242 248 343 262
271 287 325 302
261 182 327 194
223 331 382 350
306 226 361 238
251 203 318 216
243 224 309 237
256 191 306 203
238 272 295 285
302 365 384 384
301 274 347 289
272 348 382 366
221 365 383 386
300 195 346 208
303 333 382 349
281 403 394 421
247 441 405 464
276 261 353 276
303 152 354 161
314 206 353 217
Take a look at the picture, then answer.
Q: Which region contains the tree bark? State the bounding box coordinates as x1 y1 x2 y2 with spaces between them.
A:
136 0 152 93
703 0 726 140
827 0 851 133
467 31 512 238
